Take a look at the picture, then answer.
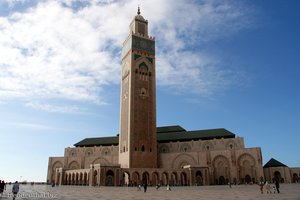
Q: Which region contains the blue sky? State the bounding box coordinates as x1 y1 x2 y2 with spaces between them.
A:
0 0 299 182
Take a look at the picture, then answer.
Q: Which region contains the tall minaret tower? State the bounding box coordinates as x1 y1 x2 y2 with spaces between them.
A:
119 7 157 168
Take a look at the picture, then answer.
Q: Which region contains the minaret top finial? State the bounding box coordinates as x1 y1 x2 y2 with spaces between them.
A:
137 5 141 15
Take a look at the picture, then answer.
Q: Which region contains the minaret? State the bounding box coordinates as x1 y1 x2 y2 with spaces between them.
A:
119 7 157 168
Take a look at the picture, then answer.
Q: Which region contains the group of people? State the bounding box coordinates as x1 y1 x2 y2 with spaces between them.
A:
259 179 280 194
0 180 19 200
137 183 172 192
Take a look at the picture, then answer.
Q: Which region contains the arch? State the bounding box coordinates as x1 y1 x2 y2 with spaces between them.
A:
75 173 79 185
274 171 283 183
237 153 255 167
106 170 114 186
84 172 88 185
92 157 109 165
101 147 111 156
162 172 169 186
52 161 63 171
93 170 98 186
202 141 214 151
79 172 83 185
159 144 170 153
172 154 197 169
195 170 203 186
51 161 63 183
218 176 226 185
225 140 238 149
140 88 148 97
152 172 159 186
71 173 75 185
122 171 130 186
68 173 72 185
237 153 256 184
132 171 140 186
68 161 80 170
85 148 93 156
142 171 150 185
139 62 148 72
170 172 178 186
180 143 192 152
292 173 298 183
180 172 188 186
212 155 230 185
135 59 152 82
245 175 251 184
69 149 77 157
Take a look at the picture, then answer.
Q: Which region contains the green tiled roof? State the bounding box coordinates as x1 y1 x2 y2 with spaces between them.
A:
157 128 235 142
74 136 118 147
74 126 235 147
263 158 288 168
156 125 186 133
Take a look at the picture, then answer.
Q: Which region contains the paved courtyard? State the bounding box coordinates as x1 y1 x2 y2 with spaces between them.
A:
1 184 299 200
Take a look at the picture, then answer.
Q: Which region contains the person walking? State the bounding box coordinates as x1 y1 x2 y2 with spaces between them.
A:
12 181 19 200
265 181 271 194
275 179 280 193
166 184 171 191
0 180 4 197
143 181 148 193
259 181 264 194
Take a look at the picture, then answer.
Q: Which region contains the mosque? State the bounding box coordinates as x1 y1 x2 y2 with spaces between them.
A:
47 8 300 186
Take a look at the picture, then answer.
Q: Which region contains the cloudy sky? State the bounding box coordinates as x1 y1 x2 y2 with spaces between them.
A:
0 0 299 182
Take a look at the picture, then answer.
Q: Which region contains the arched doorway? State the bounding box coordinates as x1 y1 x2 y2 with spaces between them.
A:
51 161 63 184
152 172 159 186
123 172 130 186
84 172 88 185
245 175 251 184
142 172 149 185
56 172 60 185
93 170 98 186
274 171 282 183
79 173 83 185
170 172 177 186
213 156 229 185
162 172 168 185
71 173 75 185
106 170 114 186
218 176 226 185
132 172 140 186
75 173 79 185
180 172 187 186
195 171 203 186
292 173 298 183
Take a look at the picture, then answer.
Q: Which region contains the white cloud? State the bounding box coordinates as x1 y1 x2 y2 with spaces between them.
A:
25 101 87 114
0 0 255 108
8 122 54 130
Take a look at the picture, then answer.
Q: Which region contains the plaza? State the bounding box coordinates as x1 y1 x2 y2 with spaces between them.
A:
1 184 300 200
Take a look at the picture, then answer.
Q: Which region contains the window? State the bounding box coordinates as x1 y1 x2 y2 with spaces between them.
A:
138 23 145 35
